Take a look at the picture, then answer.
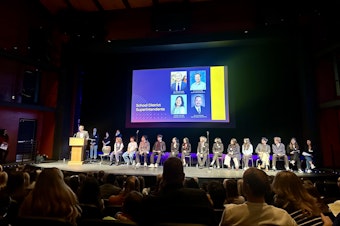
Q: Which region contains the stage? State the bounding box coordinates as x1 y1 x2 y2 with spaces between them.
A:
28 159 338 182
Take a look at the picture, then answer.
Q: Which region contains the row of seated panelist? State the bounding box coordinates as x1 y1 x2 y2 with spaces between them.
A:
97 151 304 169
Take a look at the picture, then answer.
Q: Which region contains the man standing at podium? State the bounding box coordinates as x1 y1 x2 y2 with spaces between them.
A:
75 125 89 161
76 125 89 140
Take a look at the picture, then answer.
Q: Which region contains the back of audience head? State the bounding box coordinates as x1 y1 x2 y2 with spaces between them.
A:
137 176 145 191
18 167 81 225
272 170 321 216
123 175 140 194
66 174 80 195
78 176 102 206
207 180 226 209
183 177 200 189
105 173 117 185
224 179 241 203
0 171 8 190
243 167 270 199
121 190 144 222
6 170 26 200
162 157 185 186
302 179 329 213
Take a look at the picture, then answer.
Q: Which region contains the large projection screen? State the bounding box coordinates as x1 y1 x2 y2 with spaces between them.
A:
129 65 230 127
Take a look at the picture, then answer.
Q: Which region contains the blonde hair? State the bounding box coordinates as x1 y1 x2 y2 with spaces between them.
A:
272 171 321 217
214 137 221 143
0 171 8 189
243 138 250 150
200 136 207 142
18 167 81 225
289 138 299 150
274 137 281 143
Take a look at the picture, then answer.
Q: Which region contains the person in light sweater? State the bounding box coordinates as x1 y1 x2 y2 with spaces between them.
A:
272 137 289 171
219 167 298 226
242 138 253 170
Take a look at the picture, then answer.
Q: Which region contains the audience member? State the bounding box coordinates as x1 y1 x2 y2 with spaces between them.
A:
18 167 81 226
114 190 143 224
223 178 245 204
3 170 28 225
99 173 122 199
108 175 140 206
272 170 333 225
219 167 298 226
138 157 217 226
96 170 105 185
183 177 200 189
77 176 105 219
302 179 330 214
0 170 8 220
142 174 162 196
207 180 226 209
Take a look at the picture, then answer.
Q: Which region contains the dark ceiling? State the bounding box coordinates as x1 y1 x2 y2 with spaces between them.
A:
39 0 214 13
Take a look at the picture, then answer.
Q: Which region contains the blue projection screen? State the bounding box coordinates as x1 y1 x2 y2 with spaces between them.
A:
130 66 229 124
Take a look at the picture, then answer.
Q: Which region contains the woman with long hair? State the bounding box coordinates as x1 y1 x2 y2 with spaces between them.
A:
210 137 224 168
224 138 241 170
241 138 253 170
181 137 191 167
302 139 316 173
287 137 303 173
18 167 81 225
170 137 180 158
272 171 332 225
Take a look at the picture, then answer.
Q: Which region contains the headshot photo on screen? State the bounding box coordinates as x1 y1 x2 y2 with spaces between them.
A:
190 71 206 91
171 95 187 115
190 94 206 116
171 71 187 92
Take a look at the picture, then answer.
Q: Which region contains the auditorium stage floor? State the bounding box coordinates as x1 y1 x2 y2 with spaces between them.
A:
31 160 337 180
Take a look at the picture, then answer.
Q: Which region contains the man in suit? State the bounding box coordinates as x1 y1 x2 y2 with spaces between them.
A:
138 157 217 226
191 95 206 115
171 72 187 92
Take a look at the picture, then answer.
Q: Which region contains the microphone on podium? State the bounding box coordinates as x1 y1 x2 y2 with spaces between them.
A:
73 133 77 137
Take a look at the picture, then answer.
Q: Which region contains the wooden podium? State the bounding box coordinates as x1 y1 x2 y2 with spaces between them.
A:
68 137 86 165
